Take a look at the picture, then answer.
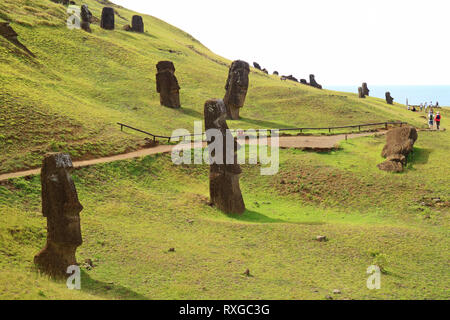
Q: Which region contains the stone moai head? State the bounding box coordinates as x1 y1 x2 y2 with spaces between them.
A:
223 60 250 120
156 61 181 108
131 15 144 32
385 92 394 105
362 82 370 96
358 87 365 98
80 5 92 33
34 153 83 277
204 99 245 214
100 7 115 30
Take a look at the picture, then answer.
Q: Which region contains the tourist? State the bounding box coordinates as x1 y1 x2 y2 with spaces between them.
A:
435 112 441 130
428 111 434 129
420 103 423 112
424 102 428 112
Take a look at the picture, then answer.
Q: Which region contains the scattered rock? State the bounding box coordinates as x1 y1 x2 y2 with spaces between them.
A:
316 235 328 242
168 248 175 252
325 295 333 300
204 99 245 214
122 24 131 31
244 269 251 276
156 61 181 108
224 60 249 120
333 289 341 294
34 153 83 278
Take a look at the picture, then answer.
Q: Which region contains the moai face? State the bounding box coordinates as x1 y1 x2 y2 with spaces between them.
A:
101 7 115 30
41 153 83 246
131 15 144 33
156 61 181 108
225 60 250 108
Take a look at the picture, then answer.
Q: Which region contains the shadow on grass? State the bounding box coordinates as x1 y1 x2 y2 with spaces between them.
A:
407 147 432 169
228 209 325 225
80 270 148 300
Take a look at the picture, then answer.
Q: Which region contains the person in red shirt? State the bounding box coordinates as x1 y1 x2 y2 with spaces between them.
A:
435 112 441 130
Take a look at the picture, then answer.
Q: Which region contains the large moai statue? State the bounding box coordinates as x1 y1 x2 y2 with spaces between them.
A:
223 60 250 120
309 74 322 89
385 92 394 105
358 86 366 98
362 82 370 96
131 15 144 33
100 7 115 30
34 153 83 278
204 99 245 214
156 61 181 108
80 5 92 33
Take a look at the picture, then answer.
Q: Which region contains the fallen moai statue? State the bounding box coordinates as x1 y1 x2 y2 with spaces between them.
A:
204 99 245 214
377 126 418 172
34 153 83 278
156 60 181 108
224 60 250 120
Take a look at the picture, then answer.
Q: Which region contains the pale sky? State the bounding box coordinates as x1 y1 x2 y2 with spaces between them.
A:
113 0 449 85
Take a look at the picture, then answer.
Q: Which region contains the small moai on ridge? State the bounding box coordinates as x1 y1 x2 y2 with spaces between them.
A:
362 82 370 96
253 62 261 70
273 71 279 75
223 60 250 120
358 87 365 98
100 7 115 30
309 74 322 89
34 153 83 278
131 15 144 33
204 99 246 214
156 61 181 108
385 92 394 105
80 5 92 33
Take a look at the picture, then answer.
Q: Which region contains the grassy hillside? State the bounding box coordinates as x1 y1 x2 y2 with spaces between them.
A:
0 0 429 174
0 131 448 299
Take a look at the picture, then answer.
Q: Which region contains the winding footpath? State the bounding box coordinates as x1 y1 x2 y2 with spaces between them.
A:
0 131 384 181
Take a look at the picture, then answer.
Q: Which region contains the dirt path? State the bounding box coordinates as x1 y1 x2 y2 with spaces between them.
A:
0 131 384 181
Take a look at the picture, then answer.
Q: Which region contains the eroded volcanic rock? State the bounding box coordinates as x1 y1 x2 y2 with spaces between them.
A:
224 60 249 120
377 126 418 172
156 60 181 108
34 153 83 278
204 99 245 214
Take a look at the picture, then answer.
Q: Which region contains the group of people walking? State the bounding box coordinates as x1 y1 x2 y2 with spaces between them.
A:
427 109 442 130
405 100 442 130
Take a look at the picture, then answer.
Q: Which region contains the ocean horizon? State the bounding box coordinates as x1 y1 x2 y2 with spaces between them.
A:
325 85 450 106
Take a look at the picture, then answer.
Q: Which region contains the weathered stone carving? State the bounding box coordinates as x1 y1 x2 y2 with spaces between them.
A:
34 153 83 278
253 62 261 70
358 86 365 98
309 74 322 89
262 68 268 74
100 7 115 30
362 82 370 96
131 15 144 33
377 126 418 172
204 99 245 214
80 5 92 33
223 60 249 120
385 92 394 104
156 61 181 108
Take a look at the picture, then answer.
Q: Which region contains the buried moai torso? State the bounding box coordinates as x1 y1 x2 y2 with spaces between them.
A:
223 60 250 120
204 99 245 214
358 87 365 98
34 153 83 277
80 5 92 33
100 7 115 30
156 61 181 108
131 15 144 33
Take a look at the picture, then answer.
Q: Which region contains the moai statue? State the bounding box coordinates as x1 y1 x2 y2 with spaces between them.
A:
80 5 92 33
100 7 115 30
253 62 261 70
300 79 307 84
309 74 322 89
273 71 279 75
34 153 83 278
204 99 245 214
223 60 250 120
385 92 394 105
156 61 181 108
131 15 144 33
362 82 370 96
358 87 366 98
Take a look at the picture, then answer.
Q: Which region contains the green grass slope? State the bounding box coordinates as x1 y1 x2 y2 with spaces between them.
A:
0 0 429 173
0 131 448 299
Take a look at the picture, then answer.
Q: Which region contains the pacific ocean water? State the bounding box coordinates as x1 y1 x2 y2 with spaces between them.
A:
325 85 450 107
